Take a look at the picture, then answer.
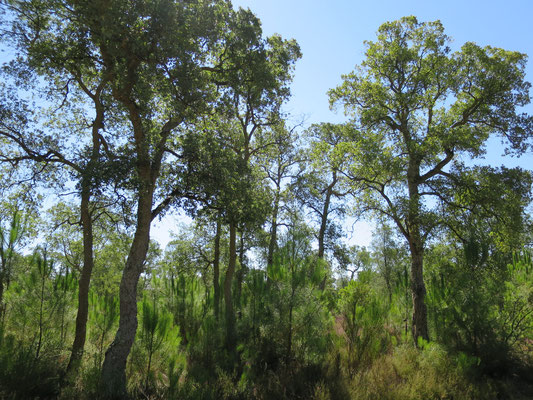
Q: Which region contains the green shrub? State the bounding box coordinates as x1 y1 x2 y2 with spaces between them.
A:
350 343 498 400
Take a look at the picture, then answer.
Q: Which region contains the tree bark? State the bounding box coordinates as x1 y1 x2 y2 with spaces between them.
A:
213 217 221 321
409 236 429 343
317 171 337 291
317 190 331 260
66 87 105 377
0 277 5 325
267 187 280 268
236 230 246 316
407 163 429 344
100 191 153 398
66 187 94 375
224 221 237 351
318 170 337 260
99 106 158 395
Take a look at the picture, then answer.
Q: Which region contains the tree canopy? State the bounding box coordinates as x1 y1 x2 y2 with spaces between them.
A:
0 9 532 400
329 15 532 342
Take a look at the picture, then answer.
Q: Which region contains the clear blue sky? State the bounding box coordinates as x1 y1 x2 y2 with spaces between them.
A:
232 0 533 167
231 0 533 123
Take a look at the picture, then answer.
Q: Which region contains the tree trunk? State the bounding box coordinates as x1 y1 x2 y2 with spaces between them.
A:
66 187 94 375
318 170 336 260
66 81 105 377
267 188 280 268
286 285 295 364
213 217 221 321
0 275 5 324
224 221 237 351
236 230 245 317
409 237 429 343
318 174 335 290
100 191 153 398
383 238 392 305
317 196 330 260
407 164 429 344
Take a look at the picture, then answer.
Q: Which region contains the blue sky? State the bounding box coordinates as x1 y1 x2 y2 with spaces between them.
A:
231 0 533 132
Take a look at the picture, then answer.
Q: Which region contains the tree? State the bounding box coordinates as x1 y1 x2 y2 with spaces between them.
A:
174 18 300 351
260 123 300 269
329 16 532 343
2 0 250 395
77 1 230 394
0 211 24 321
295 123 350 262
0 0 120 375
214 25 300 352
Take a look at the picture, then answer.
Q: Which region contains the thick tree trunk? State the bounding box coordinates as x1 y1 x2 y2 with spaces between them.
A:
409 237 429 343
224 221 237 351
318 173 336 291
213 217 221 321
407 164 429 344
66 188 94 375
100 191 153 398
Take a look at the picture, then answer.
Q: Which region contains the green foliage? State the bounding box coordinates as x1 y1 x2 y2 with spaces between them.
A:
338 277 390 375
0 10 531 400
3 251 74 359
0 210 24 317
0 329 62 399
0 250 77 398
500 251 533 354
329 14 533 343
89 291 119 368
425 240 533 377
228 224 334 399
348 343 497 400
128 293 182 397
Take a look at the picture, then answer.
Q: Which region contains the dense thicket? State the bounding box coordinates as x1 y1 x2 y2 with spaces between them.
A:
0 4 531 400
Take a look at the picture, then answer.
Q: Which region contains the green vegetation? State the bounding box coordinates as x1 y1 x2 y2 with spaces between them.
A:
0 3 531 399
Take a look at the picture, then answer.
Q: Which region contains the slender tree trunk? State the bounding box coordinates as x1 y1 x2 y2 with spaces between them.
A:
36 270 46 360
0 276 5 324
213 217 221 321
236 230 245 317
286 285 295 364
100 190 153 398
267 187 280 268
224 221 237 351
318 170 336 259
66 187 94 375
317 195 330 260
66 82 105 377
383 238 392 305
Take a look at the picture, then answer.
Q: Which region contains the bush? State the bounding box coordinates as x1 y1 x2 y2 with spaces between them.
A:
350 342 498 400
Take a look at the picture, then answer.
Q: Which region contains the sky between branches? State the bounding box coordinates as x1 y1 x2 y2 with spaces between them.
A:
2 0 531 249
152 0 533 249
